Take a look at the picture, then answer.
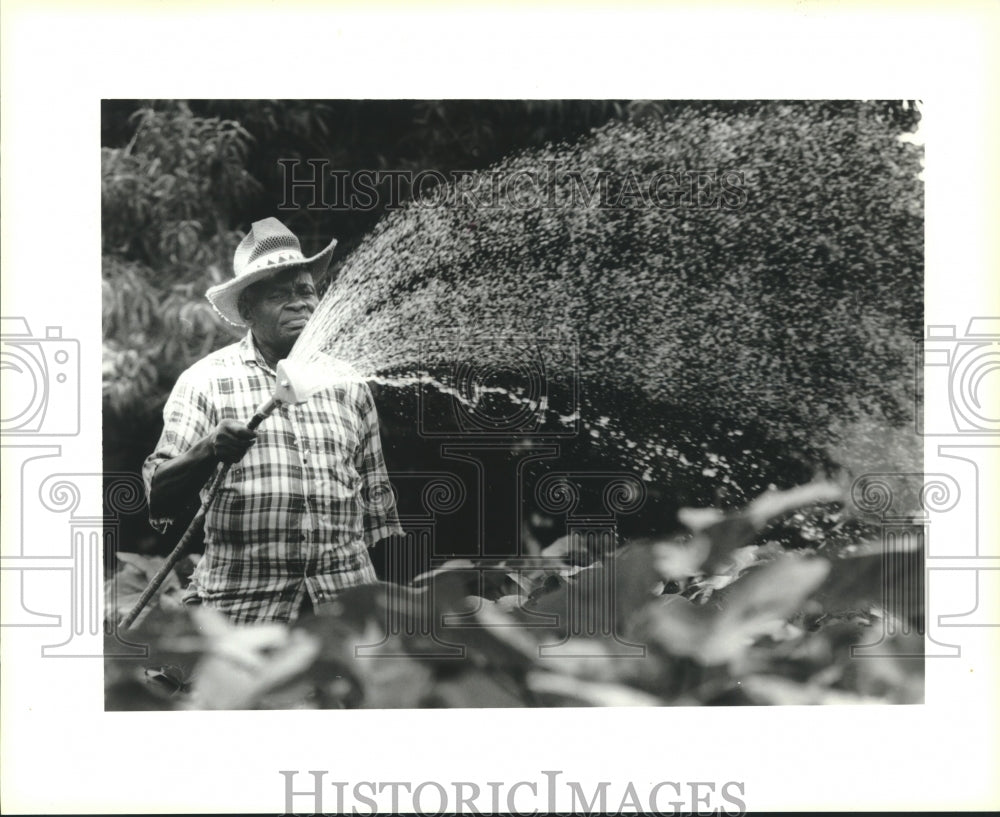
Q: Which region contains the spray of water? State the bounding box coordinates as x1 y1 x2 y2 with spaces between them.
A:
289 103 922 503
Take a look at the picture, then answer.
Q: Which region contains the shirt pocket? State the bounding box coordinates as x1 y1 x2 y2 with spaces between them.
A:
314 435 361 498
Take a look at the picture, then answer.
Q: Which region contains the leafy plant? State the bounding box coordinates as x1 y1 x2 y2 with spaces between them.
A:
102 103 255 425
105 481 924 709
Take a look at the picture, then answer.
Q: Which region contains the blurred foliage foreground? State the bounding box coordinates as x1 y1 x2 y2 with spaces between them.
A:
105 482 923 709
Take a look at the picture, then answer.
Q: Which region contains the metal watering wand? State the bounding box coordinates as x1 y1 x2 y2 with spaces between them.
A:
119 358 320 630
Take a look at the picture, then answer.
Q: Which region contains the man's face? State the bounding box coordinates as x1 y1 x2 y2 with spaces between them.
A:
243 268 319 357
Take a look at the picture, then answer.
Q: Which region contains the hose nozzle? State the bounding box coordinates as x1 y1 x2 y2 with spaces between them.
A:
274 359 313 404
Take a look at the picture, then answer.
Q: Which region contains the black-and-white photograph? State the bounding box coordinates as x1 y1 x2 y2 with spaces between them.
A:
101 99 925 711
3 4 999 815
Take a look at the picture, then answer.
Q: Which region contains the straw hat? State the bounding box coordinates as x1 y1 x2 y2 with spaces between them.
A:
206 217 337 327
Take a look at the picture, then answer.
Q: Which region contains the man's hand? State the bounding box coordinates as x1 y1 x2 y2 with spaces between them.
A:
212 419 257 464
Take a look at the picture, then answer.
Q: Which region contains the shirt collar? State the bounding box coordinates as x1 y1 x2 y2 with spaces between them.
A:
239 330 276 374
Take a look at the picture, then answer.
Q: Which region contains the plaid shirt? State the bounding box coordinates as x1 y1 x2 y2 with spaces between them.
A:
142 331 402 624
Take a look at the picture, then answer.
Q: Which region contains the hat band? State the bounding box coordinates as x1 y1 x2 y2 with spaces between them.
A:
240 249 307 277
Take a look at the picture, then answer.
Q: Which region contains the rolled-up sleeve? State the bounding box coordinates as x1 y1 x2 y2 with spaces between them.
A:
355 382 403 547
142 369 217 533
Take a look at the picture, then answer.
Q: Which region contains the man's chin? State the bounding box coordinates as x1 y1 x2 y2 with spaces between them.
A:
281 324 309 346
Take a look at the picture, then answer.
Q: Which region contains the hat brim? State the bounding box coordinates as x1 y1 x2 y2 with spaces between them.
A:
206 238 337 327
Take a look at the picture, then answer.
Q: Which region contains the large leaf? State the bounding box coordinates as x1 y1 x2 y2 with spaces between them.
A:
739 675 883 705
526 671 664 707
706 557 831 663
636 556 830 665
647 481 844 584
423 669 528 708
814 544 923 625
105 552 185 627
187 608 321 710
342 621 435 709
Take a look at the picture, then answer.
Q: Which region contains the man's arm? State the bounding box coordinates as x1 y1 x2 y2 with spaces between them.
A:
142 370 256 529
355 382 404 547
148 420 257 519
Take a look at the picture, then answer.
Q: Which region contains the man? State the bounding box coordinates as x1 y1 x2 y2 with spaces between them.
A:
143 217 402 624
